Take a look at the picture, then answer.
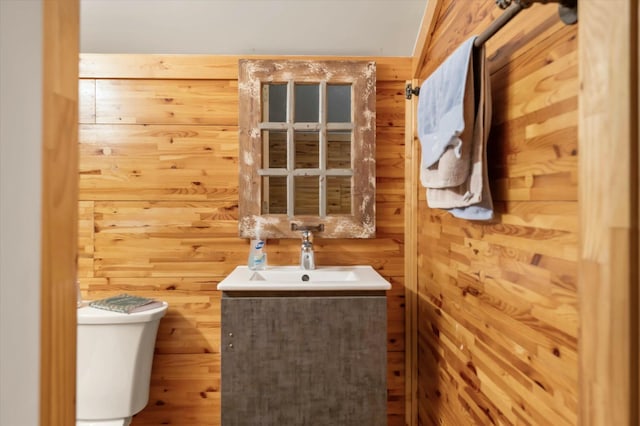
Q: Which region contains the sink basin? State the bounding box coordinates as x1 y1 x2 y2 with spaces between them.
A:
217 265 391 291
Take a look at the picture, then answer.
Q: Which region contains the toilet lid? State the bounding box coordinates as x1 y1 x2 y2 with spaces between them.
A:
77 302 168 325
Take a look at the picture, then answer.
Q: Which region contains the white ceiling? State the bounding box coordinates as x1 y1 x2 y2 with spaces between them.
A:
80 0 427 57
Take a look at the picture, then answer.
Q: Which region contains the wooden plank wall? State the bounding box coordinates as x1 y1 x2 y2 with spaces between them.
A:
41 0 79 425
414 1 579 425
77 54 409 425
578 1 639 425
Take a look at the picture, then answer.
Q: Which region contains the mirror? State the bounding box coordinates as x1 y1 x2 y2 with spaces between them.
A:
238 59 376 239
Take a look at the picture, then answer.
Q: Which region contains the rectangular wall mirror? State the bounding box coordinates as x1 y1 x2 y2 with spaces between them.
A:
238 59 376 239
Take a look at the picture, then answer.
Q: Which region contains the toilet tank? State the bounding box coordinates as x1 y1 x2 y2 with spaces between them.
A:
76 303 168 420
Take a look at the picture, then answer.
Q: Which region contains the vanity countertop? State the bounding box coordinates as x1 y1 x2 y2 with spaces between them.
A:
217 265 391 292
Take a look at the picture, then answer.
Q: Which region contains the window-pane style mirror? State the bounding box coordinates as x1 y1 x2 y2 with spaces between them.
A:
239 59 376 239
262 176 287 214
263 130 287 169
294 84 320 122
327 176 352 214
327 84 351 123
327 130 351 168
294 131 319 169
263 83 287 122
294 176 320 215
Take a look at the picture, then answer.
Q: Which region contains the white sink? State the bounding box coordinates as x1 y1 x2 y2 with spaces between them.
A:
217 265 391 291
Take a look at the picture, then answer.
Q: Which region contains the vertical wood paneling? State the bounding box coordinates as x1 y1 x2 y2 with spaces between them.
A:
41 0 79 425
78 55 409 425
404 78 420 426
413 1 579 425
579 1 639 425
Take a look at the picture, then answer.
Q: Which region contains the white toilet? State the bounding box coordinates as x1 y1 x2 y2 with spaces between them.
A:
76 302 168 426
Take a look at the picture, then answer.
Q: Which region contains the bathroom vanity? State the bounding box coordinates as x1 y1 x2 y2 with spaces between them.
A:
218 266 390 426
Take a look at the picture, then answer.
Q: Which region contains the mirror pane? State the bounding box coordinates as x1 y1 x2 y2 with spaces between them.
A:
327 131 351 169
262 176 287 214
327 84 351 123
263 83 287 122
294 84 319 122
294 176 319 215
327 176 352 214
294 131 319 169
263 130 287 168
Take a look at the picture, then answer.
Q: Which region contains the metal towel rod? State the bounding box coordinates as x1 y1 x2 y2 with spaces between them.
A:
405 0 578 99
475 0 577 47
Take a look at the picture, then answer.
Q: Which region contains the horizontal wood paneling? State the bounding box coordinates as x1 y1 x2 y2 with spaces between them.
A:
416 1 564 80
79 125 238 201
414 0 579 425
377 126 406 180
80 278 221 354
80 54 411 81
488 24 578 203
92 202 242 278
78 54 409 425
140 353 220 425
79 79 95 123
95 80 238 125
387 351 406 425
78 201 94 278
377 177 406 203
377 81 406 128
387 277 406 352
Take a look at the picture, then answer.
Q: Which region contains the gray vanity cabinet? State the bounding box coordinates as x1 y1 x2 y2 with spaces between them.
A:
221 292 387 426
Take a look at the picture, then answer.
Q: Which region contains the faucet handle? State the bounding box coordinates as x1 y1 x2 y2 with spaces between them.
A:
290 223 324 233
301 230 313 244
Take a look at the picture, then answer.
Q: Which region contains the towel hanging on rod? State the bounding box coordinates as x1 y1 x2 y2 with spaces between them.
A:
405 0 578 99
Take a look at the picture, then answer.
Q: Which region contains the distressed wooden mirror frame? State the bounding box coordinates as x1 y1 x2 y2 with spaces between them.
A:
238 59 376 239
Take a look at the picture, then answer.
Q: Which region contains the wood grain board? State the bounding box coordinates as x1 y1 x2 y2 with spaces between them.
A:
78 55 409 425
71 1 640 425
413 0 579 424
79 54 411 81
578 1 639 425
40 0 79 425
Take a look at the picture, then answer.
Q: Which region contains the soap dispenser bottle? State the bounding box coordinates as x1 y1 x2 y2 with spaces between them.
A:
248 239 267 270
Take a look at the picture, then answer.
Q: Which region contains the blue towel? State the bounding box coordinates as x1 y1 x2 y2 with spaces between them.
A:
418 36 477 188
418 36 494 221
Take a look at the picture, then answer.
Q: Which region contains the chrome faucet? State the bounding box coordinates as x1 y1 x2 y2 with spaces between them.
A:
299 230 315 270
